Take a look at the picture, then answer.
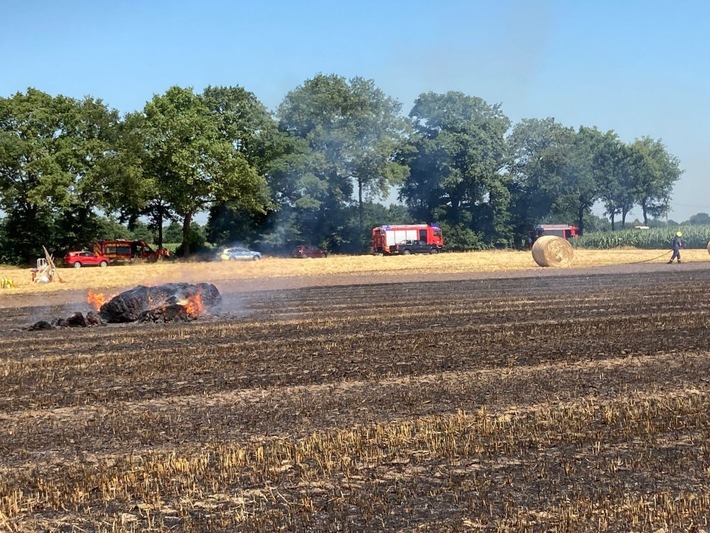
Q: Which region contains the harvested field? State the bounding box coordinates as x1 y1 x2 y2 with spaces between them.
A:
1 253 710 531
2 248 710 296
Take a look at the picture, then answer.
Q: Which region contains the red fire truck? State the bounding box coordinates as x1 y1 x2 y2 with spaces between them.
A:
92 239 170 263
535 224 581 239
371 224 444 255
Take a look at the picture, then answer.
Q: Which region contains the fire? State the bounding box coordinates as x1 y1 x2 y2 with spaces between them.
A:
182 293 206 317
87 290 107 310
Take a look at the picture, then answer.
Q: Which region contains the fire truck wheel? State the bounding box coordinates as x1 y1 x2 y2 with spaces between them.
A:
429 248 439 254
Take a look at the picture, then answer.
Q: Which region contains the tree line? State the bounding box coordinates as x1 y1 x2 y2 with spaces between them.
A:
0 75 683 263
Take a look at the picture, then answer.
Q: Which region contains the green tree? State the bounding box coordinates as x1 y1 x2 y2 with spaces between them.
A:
277 75 409 251
254 135 323 250
687 212 710 225
592 130 633 231
96 110 174 246
627 137 683 225
400 91 511 249
0 88 120 262
201 85 277 246
202 85 277 174
506 117 574 238
554 126 604 234
163 221 183 243
164 220 207 255
613 143 637 230
140 86 268 256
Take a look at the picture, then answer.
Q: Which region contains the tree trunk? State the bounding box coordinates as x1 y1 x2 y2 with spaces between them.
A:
577 204 585 235
610 214 615 232
358 177 364 236
157 212 164 249
182 212 193 257
127 214 139 231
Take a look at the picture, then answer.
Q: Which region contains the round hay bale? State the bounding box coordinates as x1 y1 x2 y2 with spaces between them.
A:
707 240 710 255
531 235 574 267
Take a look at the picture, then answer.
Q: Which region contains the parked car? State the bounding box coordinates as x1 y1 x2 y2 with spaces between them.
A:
291 245 327 258
219 247 262 261
392 240 441 255
64 251 110 268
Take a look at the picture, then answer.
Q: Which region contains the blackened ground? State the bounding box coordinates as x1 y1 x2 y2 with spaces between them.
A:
1 262 709 531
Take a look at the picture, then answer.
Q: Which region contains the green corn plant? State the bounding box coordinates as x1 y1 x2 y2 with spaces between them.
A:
573 226 710 249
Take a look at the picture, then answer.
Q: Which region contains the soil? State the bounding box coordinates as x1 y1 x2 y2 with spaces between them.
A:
1 262 710 531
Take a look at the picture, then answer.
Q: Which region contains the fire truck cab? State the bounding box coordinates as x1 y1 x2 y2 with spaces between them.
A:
535 224 581 240
372 224 443 255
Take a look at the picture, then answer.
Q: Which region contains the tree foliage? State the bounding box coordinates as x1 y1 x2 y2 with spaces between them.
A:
687 212 710 225
627 137 683 225
200 85 278 247
140 86 268 255
277 74 409 251
0 79 690 262
507 118 574 236
0 88 120 262
400 92 511 249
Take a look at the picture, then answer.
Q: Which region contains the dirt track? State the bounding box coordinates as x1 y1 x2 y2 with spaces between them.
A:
1 263 710 531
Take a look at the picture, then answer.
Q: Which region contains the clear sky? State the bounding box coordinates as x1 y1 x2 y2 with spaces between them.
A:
2 0 708 223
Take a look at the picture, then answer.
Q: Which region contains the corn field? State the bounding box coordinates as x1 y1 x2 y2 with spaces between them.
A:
574 226 710 249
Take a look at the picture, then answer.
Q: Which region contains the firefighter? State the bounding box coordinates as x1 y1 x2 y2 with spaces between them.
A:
668 231 682 264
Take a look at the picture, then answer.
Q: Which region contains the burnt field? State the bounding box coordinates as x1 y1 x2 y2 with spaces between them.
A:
1 265 710 532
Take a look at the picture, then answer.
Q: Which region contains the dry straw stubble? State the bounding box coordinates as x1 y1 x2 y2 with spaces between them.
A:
531 235 575 267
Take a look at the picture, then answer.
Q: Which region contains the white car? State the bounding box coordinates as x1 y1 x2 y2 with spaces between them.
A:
219 247 262 261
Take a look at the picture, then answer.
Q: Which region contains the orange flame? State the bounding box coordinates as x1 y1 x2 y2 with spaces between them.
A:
87 290 107 310
183 293 205 318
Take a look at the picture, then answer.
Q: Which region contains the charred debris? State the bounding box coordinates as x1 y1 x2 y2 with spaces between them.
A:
27 282 222 331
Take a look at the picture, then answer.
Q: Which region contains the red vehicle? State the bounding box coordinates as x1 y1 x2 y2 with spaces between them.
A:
291 245 328 258
535 224 581 240
64 250 110 268
92 240 170 263
372 224 443 255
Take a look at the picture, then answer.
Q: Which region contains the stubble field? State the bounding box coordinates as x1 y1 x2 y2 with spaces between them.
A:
1 249 710 531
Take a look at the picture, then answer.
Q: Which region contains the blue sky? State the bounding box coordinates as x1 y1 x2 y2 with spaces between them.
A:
2 0 709 222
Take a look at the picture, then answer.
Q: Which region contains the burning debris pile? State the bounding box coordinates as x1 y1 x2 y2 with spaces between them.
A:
27 282 222 331
99 282 222 323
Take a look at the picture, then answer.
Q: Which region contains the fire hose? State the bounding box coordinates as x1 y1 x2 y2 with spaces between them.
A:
623 250 673 264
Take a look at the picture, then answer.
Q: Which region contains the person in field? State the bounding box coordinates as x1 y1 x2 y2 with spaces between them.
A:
668 231 682 264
